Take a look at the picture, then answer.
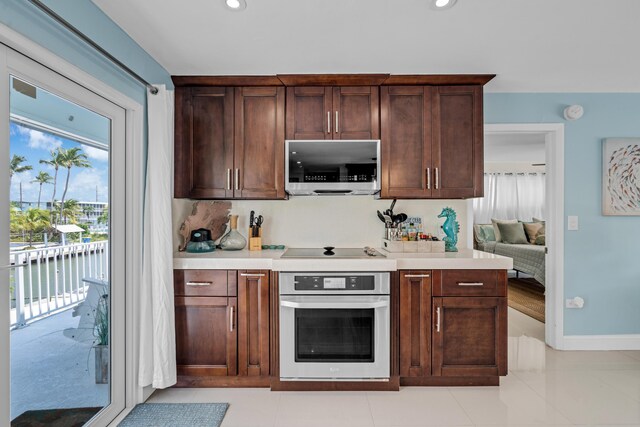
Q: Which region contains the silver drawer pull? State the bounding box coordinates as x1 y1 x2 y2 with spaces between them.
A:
457 282 484 286
229 306 234 332
404 274 430 278
240 273 266 277
186 281 212 287
436 306 441 332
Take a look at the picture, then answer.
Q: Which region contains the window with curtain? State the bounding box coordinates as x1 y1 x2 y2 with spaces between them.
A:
473 172 546 223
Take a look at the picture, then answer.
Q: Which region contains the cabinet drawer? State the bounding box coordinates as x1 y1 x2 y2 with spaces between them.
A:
174 270 237 297
433 270 505 297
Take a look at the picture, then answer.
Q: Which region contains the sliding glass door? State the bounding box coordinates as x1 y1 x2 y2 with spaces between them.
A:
1 45 126 426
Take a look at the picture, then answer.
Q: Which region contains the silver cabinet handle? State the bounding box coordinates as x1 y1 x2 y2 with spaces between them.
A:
404 274 430 278
335 111 339 133
240 273 266 277
226 168 231 190
186 281 212 287
327 111 331 134
458 282 484 286
435 167 439 190
427 168 431 190
235 168 239 190
436 306 441 333
229 306 235 332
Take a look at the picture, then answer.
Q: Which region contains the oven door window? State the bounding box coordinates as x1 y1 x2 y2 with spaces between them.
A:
295 309 374 363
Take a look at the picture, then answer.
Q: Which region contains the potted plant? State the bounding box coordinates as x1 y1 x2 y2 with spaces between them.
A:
93 293 109 384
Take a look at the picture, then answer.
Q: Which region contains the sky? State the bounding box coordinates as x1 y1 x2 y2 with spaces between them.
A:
9 122 109 206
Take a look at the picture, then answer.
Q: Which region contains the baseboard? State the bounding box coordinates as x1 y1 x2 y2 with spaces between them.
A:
562 334 640 350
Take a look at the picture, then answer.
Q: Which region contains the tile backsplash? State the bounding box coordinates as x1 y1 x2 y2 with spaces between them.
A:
173 197 470 251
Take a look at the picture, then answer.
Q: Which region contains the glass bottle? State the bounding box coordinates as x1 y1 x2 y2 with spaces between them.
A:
219 215 247 250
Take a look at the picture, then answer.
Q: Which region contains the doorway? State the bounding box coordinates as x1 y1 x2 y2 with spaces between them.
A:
470 124 564 349
1 46 126 425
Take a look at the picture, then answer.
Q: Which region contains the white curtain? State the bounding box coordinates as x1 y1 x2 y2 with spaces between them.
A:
138 85 177 389
473 173 545 223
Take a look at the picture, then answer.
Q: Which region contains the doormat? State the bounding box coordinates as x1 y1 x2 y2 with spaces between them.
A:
119 403 229 427
508 277 545 323
11 407 102 427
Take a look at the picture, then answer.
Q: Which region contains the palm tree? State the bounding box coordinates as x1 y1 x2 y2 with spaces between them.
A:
82 204 95 221
10 155 32 211
39 149 63 216
97 206 109 226
31 171 53 209
20 208 50 247
9 154 32 179
55 199 82 224
57 147 91 222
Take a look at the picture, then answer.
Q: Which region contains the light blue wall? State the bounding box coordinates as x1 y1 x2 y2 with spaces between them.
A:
0 0 172 106
485 93 640 335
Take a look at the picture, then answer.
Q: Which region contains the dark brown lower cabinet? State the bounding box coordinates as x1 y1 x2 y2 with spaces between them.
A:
432 296 507 377
174 269 270 386
399 271 432 377
175 296 237 376
238 271 270 377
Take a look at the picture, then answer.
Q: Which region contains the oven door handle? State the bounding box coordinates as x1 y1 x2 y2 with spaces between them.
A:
280 300 389 309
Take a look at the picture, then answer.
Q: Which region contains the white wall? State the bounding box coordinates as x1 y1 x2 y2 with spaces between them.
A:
173 197 469 251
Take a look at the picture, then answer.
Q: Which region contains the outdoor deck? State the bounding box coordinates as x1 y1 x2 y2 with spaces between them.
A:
10 308 108 420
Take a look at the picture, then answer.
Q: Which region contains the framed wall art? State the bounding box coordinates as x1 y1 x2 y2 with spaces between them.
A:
602 138 640 216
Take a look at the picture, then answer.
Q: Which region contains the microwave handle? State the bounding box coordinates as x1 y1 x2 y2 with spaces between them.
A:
280 300 389 309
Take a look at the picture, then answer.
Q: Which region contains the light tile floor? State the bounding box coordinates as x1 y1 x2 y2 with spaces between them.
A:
149 308 640 427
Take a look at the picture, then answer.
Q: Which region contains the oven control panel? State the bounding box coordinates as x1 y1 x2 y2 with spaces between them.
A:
294 275 375 291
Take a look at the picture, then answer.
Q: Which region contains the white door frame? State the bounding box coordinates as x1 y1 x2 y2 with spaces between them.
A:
0 23 145 427
473 123 565 349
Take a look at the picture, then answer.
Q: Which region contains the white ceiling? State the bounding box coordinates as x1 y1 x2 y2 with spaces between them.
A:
93 0 640 92
484 133 545 163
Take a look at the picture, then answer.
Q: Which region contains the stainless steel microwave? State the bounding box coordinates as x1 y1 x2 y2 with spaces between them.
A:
285 140 381 196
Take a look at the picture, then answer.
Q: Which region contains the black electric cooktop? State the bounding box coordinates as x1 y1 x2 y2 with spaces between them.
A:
281 247 385 258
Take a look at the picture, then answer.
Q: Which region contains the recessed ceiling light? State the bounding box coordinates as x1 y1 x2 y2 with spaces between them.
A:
225 0 247 11
431 0 457 10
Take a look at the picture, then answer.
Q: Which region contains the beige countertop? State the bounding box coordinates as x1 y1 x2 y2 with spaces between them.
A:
173 248 513 271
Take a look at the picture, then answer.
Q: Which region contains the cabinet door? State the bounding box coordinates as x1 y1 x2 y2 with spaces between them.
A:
432 85 483 199
175 87 234 199
175 296 237 376
432 297 507 377
333 86 379 140
380 86 433 198
234 87 286 199
237 271 270 377
399 271 432 377
286 86 332 140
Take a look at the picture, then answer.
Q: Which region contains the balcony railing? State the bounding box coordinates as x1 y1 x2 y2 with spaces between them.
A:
8 241 108 328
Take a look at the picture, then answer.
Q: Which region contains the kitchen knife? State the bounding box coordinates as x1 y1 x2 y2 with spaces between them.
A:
249 210 255 228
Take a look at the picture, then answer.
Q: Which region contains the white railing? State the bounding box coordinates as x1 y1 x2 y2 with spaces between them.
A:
8 241 109 328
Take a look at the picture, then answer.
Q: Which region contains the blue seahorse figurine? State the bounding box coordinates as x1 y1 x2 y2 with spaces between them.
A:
438 207 459 252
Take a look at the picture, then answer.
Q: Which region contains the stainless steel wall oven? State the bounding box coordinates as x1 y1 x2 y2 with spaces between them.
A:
279 272 390 381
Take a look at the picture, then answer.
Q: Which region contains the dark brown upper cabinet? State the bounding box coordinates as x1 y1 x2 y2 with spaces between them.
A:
380 85 483 199
432 85 484 199
285 86 379 140
174 86 285 199
234 87 286 199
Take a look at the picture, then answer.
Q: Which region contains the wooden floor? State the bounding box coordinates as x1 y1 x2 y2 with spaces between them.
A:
508 276 545 322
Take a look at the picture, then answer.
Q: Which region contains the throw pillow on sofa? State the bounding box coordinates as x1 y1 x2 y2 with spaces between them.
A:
523 222 544 244
491 218 518 242
496 222 529 244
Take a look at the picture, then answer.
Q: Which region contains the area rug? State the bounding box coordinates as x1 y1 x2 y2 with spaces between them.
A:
118 403 229 427
11 407 102 427
508 277 545 323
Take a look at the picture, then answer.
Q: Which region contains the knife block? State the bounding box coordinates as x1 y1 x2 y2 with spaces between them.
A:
248 227 262 251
